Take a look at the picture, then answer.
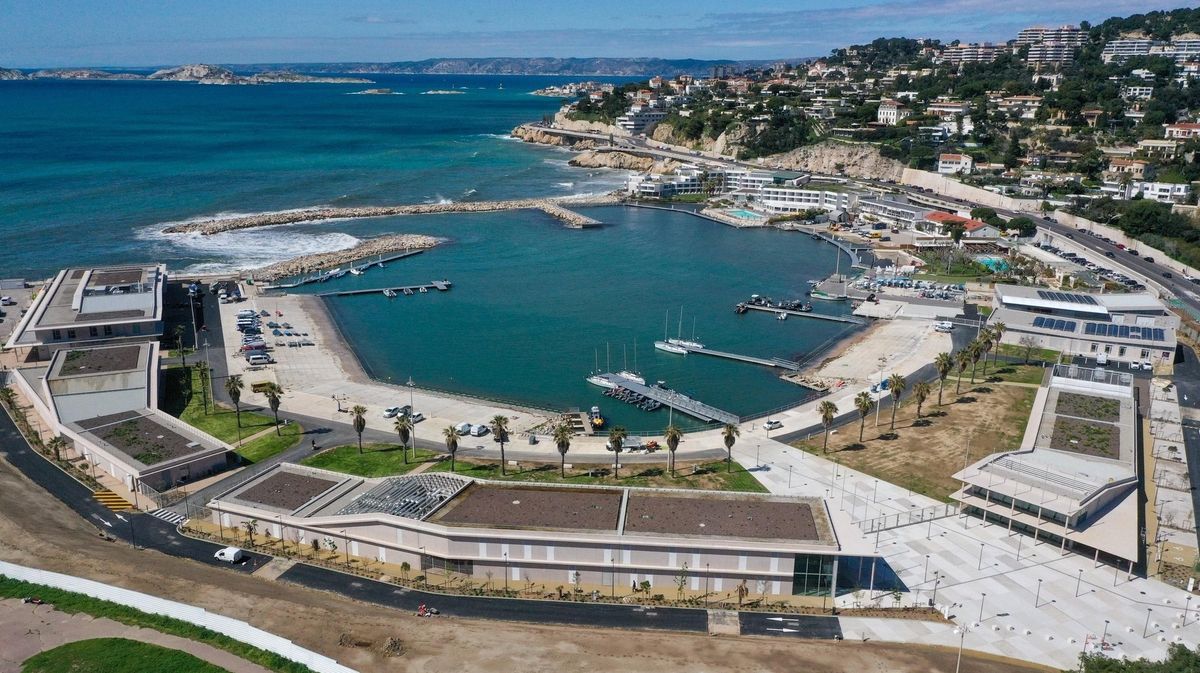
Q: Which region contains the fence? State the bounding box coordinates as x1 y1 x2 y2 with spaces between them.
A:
0 560 358 673
860 502 959 534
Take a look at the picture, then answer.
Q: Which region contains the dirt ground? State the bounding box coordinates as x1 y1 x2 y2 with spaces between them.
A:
0 456 1052 673
794 382 1038 501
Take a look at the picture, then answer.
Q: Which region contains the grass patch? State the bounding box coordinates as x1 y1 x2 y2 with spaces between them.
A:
952 363 1047 386
160 366 301 459
997 343 1061 363
0 577 314 673
22 638 231 673
300 444 437 477
426 458 767 492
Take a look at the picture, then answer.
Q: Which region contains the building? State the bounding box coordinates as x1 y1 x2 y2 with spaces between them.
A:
1016 25 1087 47
1026 43 1078 66
1152 39 1200 64
953 365 1140 569
876 99 911 126
856 197 930 230
1101 180 1192 204
998 95 1044 120
926 98 970 120
1121 85 1154 101
937 153 975 175
4 264 166 360
8 342 235 492
989 284 1178 367
1164 122 1200 139
1104 158 1151 181
941 43 1004 65
615 103 668 135
1137 139 1180 158
208 466 888 601
917 211 995 239
1101 39 1157 64
751 184 858 215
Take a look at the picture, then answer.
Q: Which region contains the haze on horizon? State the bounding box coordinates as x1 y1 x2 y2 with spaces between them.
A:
0 0 1188 68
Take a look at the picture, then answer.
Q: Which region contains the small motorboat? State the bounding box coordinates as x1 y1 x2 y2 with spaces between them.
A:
383 288 397 298
777 312 788 321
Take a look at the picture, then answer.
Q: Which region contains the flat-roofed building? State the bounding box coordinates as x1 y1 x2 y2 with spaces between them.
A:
937 153 974 175
989 284 1178 367
4 264 166 360
1017 25 1086 47
209 465 883 601
856 197 930 230
953 365 1140 568
1101 39 1157 64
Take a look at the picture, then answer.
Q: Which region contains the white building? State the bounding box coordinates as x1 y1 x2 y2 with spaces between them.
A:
1120 85 1154 100
1101 39 1157 64
1016 25 1086 47
937 153 974 175
1101 179 1192 204
1026 43 1078 66
926 98 970 120
856 198 930 230
941 43 1004 65
1164 122 1200 139
876 99 910 126
615 103 668 135
998 95 1043 120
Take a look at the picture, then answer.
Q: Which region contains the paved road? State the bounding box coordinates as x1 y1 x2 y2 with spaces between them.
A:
739 611 843 639
1168 345 1200 550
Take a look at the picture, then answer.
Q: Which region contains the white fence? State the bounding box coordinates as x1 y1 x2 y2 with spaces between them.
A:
0 560 358 673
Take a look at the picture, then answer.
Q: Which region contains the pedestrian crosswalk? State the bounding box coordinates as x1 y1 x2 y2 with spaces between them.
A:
149 509 187 526
93 490 134 511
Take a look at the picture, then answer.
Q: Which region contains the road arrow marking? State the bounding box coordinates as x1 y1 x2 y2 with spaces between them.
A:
766 617 799 623
766 627 799 633
114 514 127 522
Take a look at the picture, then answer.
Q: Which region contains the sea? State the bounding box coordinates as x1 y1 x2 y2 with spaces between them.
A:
1 73 858 432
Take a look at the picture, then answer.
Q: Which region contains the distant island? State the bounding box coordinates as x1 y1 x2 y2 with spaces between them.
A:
0 63 373 85
421 89 465 95
231 57 783 77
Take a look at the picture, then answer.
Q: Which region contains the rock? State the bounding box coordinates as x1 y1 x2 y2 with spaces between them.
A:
568 150 656 172
29 69 143 80
511 125 571 146
254 234 440 281
552 110 627 136
650 120 747 159
248 71 372 84
148 64 242 85
763 140 905 181
0 67 29 80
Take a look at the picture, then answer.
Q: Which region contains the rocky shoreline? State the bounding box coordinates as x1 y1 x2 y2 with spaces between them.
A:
162 195 620 235
253 234 440 281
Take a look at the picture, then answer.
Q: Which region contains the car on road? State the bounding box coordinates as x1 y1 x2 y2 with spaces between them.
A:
1163 272 1173 279
214 547 245 563
409 411 425 423
1144 257 1155 263
383 406 401 418
1104 251 1115 258
1128 249 1139 256
763 419 783 431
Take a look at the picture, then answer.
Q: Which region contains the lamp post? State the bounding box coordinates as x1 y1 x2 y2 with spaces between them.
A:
931 573 940 605
1100 619 1110 646
503 552 509 593
1034 578 1042 607
1143 608 1153 638
874 357 886 427
978 593 986 622
418 546 426 587
977 542 985 570
954 625 970 673
407 376 416 457
1186 596 1193 627
704 563 710 607
340 529 349 566
923 554 930 583
1075 568 1083 597
610 557 616 599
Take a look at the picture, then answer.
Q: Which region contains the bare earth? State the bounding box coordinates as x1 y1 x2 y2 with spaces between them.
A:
0 455 1049 673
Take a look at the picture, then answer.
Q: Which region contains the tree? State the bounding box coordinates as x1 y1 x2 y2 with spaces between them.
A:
818 401 838 453
664 424 683 476
1018 334 1039 364
47 435 68 462
224 375 244 437
552 422 572 477
400 561 411 580
675 562 689 601
607 426 628 479
173 324 187 366
243 518 258 547
491 415 510 476
978 329 994 377
968 339 984 383
854 391 874 442
721 423 740 473
261 382 283 435
934 351 953 406
990 322 1006 367
888 373 907 431
393 415 413 464
351 405 367 454
442 426 460 472
955 350 971 394
912 381 932 419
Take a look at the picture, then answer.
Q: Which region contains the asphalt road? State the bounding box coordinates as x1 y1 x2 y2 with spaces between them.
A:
740 611 843 639
1167 345 1200 550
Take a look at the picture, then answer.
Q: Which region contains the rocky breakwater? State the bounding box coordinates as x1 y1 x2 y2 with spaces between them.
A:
255 234 439 282
511 124 595 150
162 195 620 236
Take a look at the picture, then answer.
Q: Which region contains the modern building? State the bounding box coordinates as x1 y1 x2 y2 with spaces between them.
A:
208 466 887 601
998 95 1044 120
953 365 1140 569
989 284 1178 367
1101 39 1157 64
941 43 1004 65
1025 43 1078 66
1016 25 1087 47
856 197 930 230
1121 85 1154 101
4 264 167 360
1101 180 1192 204
876 99 911 126
937 153 975 175
615 103 668 135
1137 139 1180 158
751 184 858 215
926 98 970 120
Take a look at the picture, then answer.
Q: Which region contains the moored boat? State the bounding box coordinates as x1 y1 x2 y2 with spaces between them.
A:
654 340 687 354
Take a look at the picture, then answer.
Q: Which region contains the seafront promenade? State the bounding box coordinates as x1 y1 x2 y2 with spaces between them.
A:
162 194 616 235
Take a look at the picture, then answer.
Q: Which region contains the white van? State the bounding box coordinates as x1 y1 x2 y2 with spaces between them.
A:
470 424 490 437
246 354 273 366
214 547 245 563
455 422 472 436
934 321 954 333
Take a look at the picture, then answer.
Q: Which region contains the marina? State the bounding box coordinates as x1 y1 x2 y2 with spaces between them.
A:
736 301 867 324
264 250 427 290
586 373 740 425
674 344 801 371
318 279 453 298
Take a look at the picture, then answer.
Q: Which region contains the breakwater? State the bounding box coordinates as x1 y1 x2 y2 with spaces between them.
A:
161 195 618 235
252 234 439 281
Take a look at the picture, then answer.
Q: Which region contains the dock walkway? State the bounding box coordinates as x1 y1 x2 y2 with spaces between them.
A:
265 250 426 290
318 280 452 298
594 374 739 425
679 345 800 371
739 303 867 325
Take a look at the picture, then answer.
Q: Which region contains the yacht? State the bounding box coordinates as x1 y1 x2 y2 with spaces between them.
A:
382 288 397 298
349 267 363 276
654 340 687 354
615 370 646 385
665 307 704 350
586 373 617 389
776 311 788 321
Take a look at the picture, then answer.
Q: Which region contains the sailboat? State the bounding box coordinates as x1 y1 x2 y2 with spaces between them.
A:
655 310 687 354
808 242 850 301
586 343 617 388
667 307 705 349
616 342 646 385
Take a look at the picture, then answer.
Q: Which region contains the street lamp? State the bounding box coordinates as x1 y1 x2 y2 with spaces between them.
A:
1143 608 1153 638
923 554 930 583
1100 619 1110 646
1034 578 1042 607
610 557 617 599
407 376 416 458
1186 595 1193 627
503 552 509 593
1075 568 1083 597
954 624 971 673
704 563 710 607
340 529 349 566
978 593 986 622
931 573 940 605
977 542 984 570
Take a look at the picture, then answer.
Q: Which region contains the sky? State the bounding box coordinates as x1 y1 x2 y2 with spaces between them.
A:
0 0 1190 68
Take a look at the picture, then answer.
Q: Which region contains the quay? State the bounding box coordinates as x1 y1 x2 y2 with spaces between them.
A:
265 250 426 290
593 373 739 425
738 303 867 325
678 345 801 371
318 280 452 298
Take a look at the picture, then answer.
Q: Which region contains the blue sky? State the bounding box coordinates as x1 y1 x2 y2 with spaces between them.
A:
0 0 1188 68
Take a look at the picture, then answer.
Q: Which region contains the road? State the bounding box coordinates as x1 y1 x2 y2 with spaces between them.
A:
740 611 844 639
1167 344 1200 550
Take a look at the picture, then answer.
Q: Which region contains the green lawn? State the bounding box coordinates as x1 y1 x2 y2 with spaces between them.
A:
160 366 301 462
426 458 768 492
22 638 230 673
997 343 1062 363
0 577 313 673
300 444 437 477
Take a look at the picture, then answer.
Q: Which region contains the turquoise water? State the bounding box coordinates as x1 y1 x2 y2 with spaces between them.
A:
727 209 763 220
976 255 1009 271
0 74 859 431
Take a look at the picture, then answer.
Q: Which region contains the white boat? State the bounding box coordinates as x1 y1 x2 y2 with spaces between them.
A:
615 371 646 385
586 374 617 389
349 268 363 276
382 288 397 298
777 312 788 321
654 340 687 354
666 307 705 349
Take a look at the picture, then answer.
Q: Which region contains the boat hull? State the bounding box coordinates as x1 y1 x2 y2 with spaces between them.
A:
654 340 687 354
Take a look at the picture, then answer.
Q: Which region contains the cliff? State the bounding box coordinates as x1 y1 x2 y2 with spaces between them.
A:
511 124 596 150
553 110 627 136
762 140 906 181
0 68 28 80
148 64 243 85
568 151 658 172
650 121 749 158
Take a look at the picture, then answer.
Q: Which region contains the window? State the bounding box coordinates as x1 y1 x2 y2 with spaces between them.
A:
791 553 834 596
132 324 141 335
1118 346 1126 357
420 554 473 576
66 329 76 339
1090 343 1098 352
89 326 98 337
103 325 113 336
1104 345 1112 354
51 329 61 340
1140 349 1149 358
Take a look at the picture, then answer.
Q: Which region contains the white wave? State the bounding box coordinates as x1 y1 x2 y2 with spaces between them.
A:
155 206 330 230
424 195 454 205
140 225 361 274
477 133 521 142
462 188 478 197
555 182 575 189
345 91 405 95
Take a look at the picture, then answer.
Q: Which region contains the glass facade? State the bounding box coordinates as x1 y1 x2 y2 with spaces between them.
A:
791 553 834 596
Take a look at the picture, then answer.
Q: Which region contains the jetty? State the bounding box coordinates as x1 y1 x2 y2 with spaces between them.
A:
592 374 739 425
677 345 801 371
264 250 427 290
738 303 866 325
318 280 452 297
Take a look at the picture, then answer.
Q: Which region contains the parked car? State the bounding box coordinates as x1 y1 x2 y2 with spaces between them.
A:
214 547 245 563
454 422 472 435
383 406 401 418
763 419 783 431
470 424 490 437
1144 257 1155 263
1162 272 1173 279
409 412 425 423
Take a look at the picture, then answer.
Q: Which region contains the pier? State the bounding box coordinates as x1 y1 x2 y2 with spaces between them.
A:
266 250 426 290
738 303 867 325
593 374 739 425
678 345 801 371
318 280 452 298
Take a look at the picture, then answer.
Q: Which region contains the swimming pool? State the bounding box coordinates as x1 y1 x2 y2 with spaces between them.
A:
726 209 764 220
976 255 1009 271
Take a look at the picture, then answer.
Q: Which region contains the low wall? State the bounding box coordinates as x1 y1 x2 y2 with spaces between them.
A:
900 169 1041 213
0 560 358 673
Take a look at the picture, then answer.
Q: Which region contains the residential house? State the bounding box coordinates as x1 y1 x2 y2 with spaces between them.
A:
876 99 911 126
938 153 975 175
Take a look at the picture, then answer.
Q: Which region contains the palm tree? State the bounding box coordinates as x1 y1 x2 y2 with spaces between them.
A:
817 401 838 453
721 423 740 473
888 373 906 431
552 422 572 477
934 352 953 406
442 425 460 472
978 329 994 376
990 322 1006 367
393 415 413 464
968 340 984 383
664 424 683 476
261 382 283 435
955 350 970 394
224 375 244 442
607 426 628 479
854 391 874 443
491 415 510 476
47 435 68 462
912 380 932 419
351 405 367 454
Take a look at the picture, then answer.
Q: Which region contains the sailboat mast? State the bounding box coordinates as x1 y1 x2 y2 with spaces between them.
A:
677 306 684 338
692 316 697 340
606 343 611 372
